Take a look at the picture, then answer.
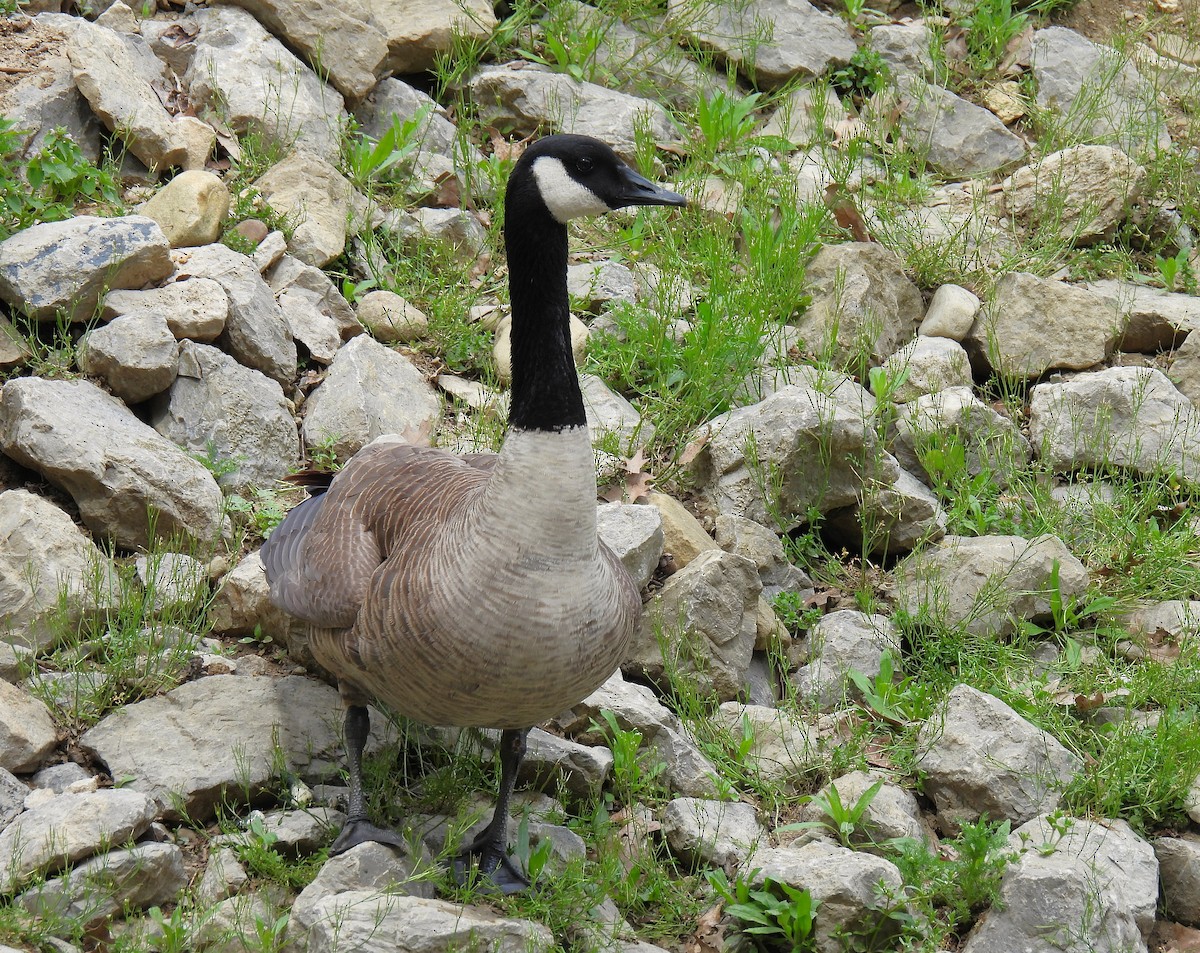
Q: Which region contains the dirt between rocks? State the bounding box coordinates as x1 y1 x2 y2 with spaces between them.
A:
0 16 66 103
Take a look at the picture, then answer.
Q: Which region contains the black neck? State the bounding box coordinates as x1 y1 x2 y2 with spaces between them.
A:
504 193 586 432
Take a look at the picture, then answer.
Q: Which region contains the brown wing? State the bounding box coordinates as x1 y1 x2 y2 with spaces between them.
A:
260 442 494 628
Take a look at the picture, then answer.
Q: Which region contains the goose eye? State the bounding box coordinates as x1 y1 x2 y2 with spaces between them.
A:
576 157 594 174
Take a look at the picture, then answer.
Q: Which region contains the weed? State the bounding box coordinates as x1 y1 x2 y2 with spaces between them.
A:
707 868 818 952
829 48 889 105
343 106 434 193
784 778 885 847
1156 246 1197 293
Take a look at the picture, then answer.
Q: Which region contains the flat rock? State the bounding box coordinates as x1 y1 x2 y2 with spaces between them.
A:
138 170 230 248
915 684 1083 830
150 341 300 494
79 675 360 820
897 77 1026 176
0 789 157 894
104 278 229 342
78 310 180 404
0 680 58 774
301 335 441 460
215 0 388 100
185 6 346 163
966 271 1121 379
1002 146 1144 245
596 503 664 590
518 728 613 802
713 703 818 786
670 0 855 87
0 488 121 651
581 373 653 451
182 243 298 385
369 0 497 75
897 533 1088 639
661 798 764 868
0 216 172 322
256 152 353 267
794 611 901 710
0 377 226 549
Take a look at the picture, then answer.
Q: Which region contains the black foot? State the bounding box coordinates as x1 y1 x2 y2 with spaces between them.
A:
329 818 407 856
451 847 530 896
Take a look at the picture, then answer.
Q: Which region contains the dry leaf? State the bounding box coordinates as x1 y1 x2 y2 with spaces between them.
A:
677 430 709 468
833 117 867 145
431 171 462 209
684 903 727 953
1152 920 1200 952
1148 627 1182 663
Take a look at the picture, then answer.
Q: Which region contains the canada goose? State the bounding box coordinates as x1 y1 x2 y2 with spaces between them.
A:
261 134 686 893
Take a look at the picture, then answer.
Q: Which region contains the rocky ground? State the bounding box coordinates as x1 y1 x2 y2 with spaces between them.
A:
2 0 1200 951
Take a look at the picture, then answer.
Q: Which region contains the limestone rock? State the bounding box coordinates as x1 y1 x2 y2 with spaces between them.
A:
182 243 298 385
869 21 935 79
134 552 208 612
797 242 924 370
1001 146 1145 245
78 310 180 403
139 171 230 248
208 551 311 658
897 77 1026 176
368 0 497 75
0 216 172 322
0 768 25 828
825 466 947 557
713 514 811 597
918 284 981 340
355 290 428 344
1156 836 1200 926
468 64 680 162
966 271 1121 379
0 489 121 651
356 78 460 158
105 278 228 342
661 798 764 868
581 373 653 451
567 260 637 313
759 86 845 147
799 771 925 849
518 729 613 802
626 549 761 702
793 611 901 710
301 335 441 461
185 6 346 164
0 790 157 893
150 341 299 494
670 0 855 87
256 153 353 268
596 503 664 590
1030 367 1200 481
0 316 31 371
0 680 58 773
0 377 225 549
712 703 818 786
1089 278 1200 354
915 684 1082 830
897 534 1088 639
646 492 720 569
80 675 360 820
267 255 360 340
876 336 972 403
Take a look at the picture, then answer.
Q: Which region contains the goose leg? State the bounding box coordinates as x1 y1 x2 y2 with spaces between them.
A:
452 727 531 894
329 705 407 856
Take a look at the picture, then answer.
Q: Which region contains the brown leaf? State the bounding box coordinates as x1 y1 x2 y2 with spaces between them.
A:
431 171 462 209
824 183 872 243
677 430 709 468
998 24 1035 76
1152 920 1200 952
1073 691 1107 712
685 903 727 953
624 470 655 502
1148 627 1183 663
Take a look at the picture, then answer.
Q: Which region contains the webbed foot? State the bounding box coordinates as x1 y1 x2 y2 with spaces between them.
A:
451 843 530 895
329 818 408 856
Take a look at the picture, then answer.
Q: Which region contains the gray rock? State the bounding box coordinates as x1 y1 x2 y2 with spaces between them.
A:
193 888 285 952
567 261 637 312
798 242 924 370
288 842 435 938
301 890 553 953
0 216 172 323
661 798 763 868
915 684 1083 830
208 551 311 656
368 0 497 75
744 840 905 953
1155 835 1200 926
689 383 895 530
66 18 190 171
0 680 58 774
627 549 761 702
918 284 981 341
1031 26 1170 158
1030 367 1200 481
799 771 925 849
0 768 26 828
0 378 225 549
78 310 180 404
138 171 228 248
468 64 680 162
256 152 353 268
0 316 31 371
794 611 900 710
759 85 845 148
356 78 460 158
279 287 342 364
967 271 1122 379
302 335 441 460
16 842 186 926
670 0 855 87
79 675 361 820
897 534 1087 640
891 385 1030 488
214 807 345 856
869 21 935 79
713 514 811 596
581 373 653 451
562 672 720 798
133 552 208 613
151 341 299 493
518 728 613 802
1090 278 1200 353
1002 146 1145 246
0 789 157 893
30 763 91 794
712 703 818 786
183 243 298 385
876 336 972 404
266 255 360 340
355 290 427 345
826 466 947 557
0 489 121 651
215 0 387 100
1124 600 1200 642
196 847 249 906
897 77 1026 176
185 6 347 163
104 278 229 343
596 503 664 590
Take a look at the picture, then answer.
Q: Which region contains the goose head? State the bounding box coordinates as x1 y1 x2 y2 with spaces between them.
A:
508 134 687 224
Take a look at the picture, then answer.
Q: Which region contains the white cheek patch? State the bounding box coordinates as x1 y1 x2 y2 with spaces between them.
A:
531 156 611 223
